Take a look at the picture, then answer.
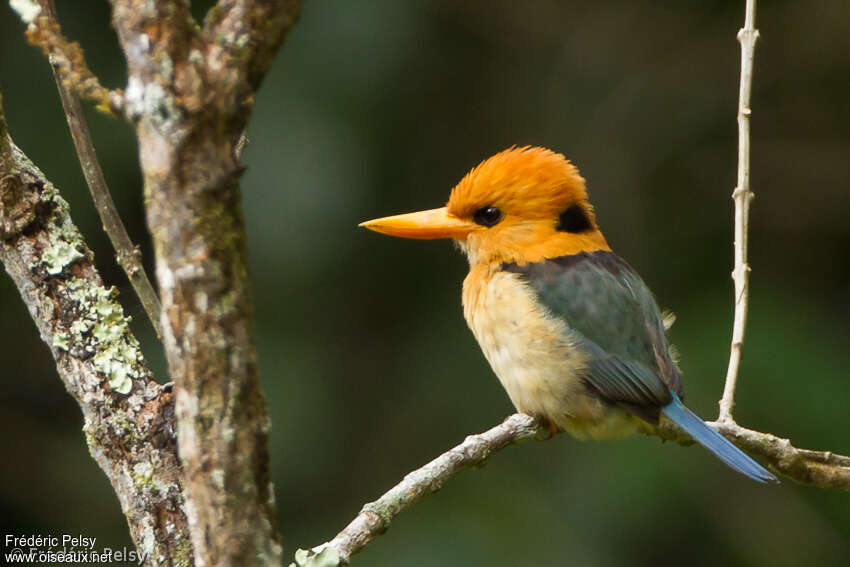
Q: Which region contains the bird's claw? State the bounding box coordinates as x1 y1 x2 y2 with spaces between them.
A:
535 417 559 440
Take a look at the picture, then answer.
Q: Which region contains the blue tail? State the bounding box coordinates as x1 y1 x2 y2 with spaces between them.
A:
661 394 777 483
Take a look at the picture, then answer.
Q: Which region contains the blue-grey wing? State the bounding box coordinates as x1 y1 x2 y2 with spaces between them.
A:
503 251 682 421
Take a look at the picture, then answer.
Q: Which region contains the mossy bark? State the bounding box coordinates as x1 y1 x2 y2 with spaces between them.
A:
108 2 302 566
0 94 193 567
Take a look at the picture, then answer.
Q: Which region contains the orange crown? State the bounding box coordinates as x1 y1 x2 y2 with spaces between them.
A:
447 146 591 222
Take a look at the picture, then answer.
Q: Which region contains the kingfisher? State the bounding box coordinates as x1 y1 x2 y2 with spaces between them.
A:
360 146 776 483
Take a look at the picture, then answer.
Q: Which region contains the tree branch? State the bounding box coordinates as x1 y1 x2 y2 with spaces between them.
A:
107 1 303 565
10 0 123 115
298 411 850 566
651 420 850 489
200 0 303 155
710 422 850 490
29 0 163 337
0 92 191 565
294 414 542 567
203 0 303 93
719 0 759 423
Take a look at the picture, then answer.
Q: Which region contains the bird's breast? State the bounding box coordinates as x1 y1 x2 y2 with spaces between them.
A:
461 263 636 438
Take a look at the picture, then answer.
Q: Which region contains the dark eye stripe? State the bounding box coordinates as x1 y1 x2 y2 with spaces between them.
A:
557 204 593 233
473 206 502 227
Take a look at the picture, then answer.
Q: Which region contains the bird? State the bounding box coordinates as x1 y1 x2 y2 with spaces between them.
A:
360 146 776 483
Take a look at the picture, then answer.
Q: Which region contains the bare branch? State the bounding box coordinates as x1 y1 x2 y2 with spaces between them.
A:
203 0 302 92
652 420 850 489
34 0 163 336
296 414 542 566
199 0 303 152
299 411 850 566
719 0 760 423
710 422 850 490
0 93 191 565
10 0 123 115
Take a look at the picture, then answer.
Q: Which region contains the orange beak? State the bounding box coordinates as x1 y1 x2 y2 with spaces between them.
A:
359 207 477 240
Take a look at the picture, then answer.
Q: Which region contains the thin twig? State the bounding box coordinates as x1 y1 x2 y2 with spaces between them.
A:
11 0 123 115
719 0 759 423
297 412 850 566
35 0 161 336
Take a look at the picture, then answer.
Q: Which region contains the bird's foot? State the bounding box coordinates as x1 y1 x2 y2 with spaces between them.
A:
535 416 560 440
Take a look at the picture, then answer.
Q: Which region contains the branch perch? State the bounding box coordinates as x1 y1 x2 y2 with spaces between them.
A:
710 421 850 489
719 0 759 423
298 413 850 566
295 414 542 567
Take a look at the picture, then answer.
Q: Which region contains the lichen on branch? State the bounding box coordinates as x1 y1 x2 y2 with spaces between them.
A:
0 95 191 566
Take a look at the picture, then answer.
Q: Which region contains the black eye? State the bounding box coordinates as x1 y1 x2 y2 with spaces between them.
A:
473 206 502 227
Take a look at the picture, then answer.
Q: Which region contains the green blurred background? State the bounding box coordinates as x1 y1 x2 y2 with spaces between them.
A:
1 1 849 565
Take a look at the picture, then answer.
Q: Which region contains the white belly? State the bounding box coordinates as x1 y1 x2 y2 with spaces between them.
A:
462 267 636 439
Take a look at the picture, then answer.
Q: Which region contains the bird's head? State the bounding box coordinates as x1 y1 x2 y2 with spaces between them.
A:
360 146 610 266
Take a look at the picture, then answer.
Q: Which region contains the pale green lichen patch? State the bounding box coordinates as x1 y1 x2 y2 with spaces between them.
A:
16 159 144 395
70 318 92 336
62 278 148 394
43 240 84 274
93 320 124 343
34 186 89 275
93 344 138 394
292 547 341 567
53 332 70 351
132 461 155 489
